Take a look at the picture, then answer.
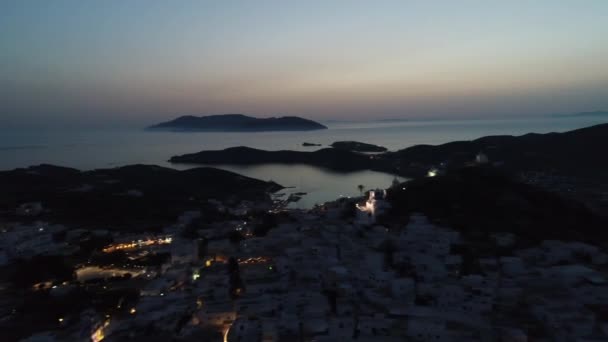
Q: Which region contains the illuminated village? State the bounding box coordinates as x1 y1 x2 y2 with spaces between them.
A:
2 182 608 342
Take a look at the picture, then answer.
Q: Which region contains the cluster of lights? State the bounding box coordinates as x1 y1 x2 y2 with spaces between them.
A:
238 256 271 265
91 326 105 342
102 237 173 253
223 324 232 342
91 319 111 342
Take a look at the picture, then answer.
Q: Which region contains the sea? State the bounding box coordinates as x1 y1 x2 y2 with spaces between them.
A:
1 116 606 208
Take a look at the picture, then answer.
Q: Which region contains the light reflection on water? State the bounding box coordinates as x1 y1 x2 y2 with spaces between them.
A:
198 163 405 209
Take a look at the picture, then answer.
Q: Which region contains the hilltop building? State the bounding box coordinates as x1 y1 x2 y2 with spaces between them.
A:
356 189 391 224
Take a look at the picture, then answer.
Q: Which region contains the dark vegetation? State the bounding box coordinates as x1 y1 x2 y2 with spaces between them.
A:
4 287 89 341
340 201 358 221
252 211 278 237
0 164 281 229
10 255 75 287
76 234 113 257
385 166 608 247
2 285 140 341
228 257 244 298
228 230 244 245
133 252 171 267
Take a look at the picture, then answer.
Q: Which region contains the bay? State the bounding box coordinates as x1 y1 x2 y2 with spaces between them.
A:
1 116 605 208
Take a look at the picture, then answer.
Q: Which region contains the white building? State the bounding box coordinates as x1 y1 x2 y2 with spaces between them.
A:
475 152 489 164
356 189 391 224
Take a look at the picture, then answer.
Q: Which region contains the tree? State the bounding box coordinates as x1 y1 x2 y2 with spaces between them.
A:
180 220 200 239
227 256 240 274
227 257 244 298
324 288 338 315
228 230 243 245
357 184 365 195
197 238 208 260
380 238 396 268
253 213 277 237
340 202 357 220
12 255 75 287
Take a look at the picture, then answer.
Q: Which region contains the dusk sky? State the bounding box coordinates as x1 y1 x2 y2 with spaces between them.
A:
1 0 607 125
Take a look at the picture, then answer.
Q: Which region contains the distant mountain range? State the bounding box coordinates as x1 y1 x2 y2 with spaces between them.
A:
551 110 608 118
148 114 327 132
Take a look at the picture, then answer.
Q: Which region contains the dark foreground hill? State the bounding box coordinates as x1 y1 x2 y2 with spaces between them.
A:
382 123 608 180
149 114 327 131
0 164 282 229
385 166 607 246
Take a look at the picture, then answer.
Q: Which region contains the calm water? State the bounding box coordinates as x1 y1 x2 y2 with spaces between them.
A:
1 116 606 208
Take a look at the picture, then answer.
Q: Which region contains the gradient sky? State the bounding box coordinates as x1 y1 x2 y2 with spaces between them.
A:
1 0 607 125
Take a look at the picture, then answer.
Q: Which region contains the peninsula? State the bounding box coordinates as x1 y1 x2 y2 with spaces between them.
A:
170 123 608 181
331 141 388 152
170 146 374 172
148 114 327 132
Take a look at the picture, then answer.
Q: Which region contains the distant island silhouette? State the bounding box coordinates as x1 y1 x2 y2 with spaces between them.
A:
552 110 608 118
148 114 327 132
